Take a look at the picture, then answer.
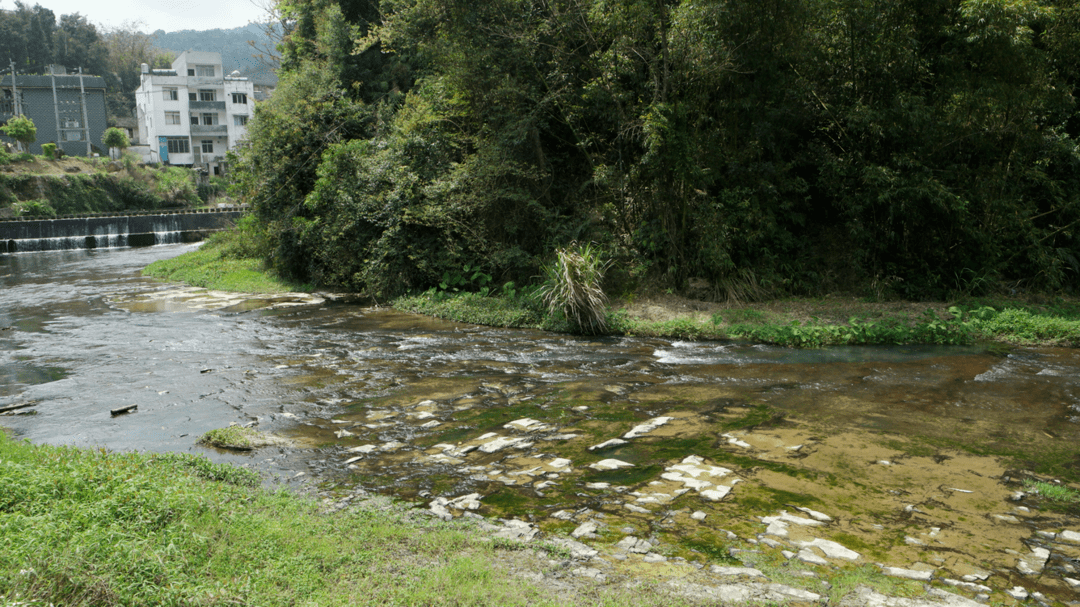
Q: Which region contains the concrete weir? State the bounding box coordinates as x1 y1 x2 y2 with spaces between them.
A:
0 207 246 253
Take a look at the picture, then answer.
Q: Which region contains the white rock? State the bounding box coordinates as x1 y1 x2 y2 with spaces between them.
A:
348 444 378 454
343 456 363 465
796 538 859 560
615 536 652 554
334 429 355 438
947 488 973 493
992 514 1020 524
588 438 628 451
571 567 605 580
700 487 732 501
623 416 675 439
691 511 707 521
585 482 610 489
643 553 668 563
781 550 795 559
419 420 441 429
1064 577 1080 588
762 511 825 527
551 510 574 520
1006 586 1029 600
494 519 538 542
624 503 651 514
796 549 828 566
571 521 599 539
1060 529 1080 544
959 569 990 582
722 433 753 448
548 458 572 469
589 459 634 471
794 506 833 522
1017 547 1050 575
478 436 532 453
904 536 926 546
380 441 405 451
415 411 436 420
547 537 598 559
941 579 992 593
881 566 934 581
764 521 789 538
504 418 547 432
710 566 765 577
847 587 983 607
760 538 783 549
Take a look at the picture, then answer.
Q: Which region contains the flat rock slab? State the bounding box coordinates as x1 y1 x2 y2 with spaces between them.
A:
1017 547 1050 575
571 521 599 539
546 537 599 560
838 587 983 607
1060 530 1080 544
589 458 634 471
478 436 533 453
493 519 538 542
797 538 860 560
615 536 653 554
588 438 628 451
623 416 674 439
710 566 765 578
881 566 934 581
796 548 829 566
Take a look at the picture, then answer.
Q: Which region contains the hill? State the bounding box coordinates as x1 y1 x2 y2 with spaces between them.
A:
151 24 280 86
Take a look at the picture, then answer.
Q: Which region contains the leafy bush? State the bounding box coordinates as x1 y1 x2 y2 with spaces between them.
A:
12 198 56 217
40 142 56 159
0 114 36 151
0 147 9 164
539 242 612 334
101 127 130 150
154 166 198 205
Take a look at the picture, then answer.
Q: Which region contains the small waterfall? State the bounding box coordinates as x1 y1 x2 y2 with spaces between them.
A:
0 208 246 254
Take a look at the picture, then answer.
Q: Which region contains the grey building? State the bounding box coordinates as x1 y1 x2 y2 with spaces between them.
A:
0 69 108 157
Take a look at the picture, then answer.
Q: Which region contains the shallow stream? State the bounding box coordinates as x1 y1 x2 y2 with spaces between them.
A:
3 244 1079 601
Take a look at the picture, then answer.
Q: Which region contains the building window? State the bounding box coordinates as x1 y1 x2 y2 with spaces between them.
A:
198 89 216 102
189 115 199 125
231 93 247 104
166 137 190 154
187 68 195 76
200 113 218 126
165 112 181 125
201 140 214 154
196 65 215 77
163 88 178 101
189 92 197 101
233 115 248 126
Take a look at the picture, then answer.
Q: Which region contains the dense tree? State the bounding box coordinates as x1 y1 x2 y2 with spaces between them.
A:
232 0 1080 299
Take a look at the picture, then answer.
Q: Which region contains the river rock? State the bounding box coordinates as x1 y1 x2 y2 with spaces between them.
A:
1060 529 1080 544
796 548 829 566
547 537 599 560
615 536 653 554
1006 586 1029 600
588 438 628 451
941 579 992 593
794 506 834 522
571 521 599 539
571 567 605 580
1017 547 1050 575
722 433 752 448
763 511 826 528
881 566 934 581
797 538 860 560
504 418 550 432
478 436 532 453
643 553 668 563
494 519 538 542
623 416 674 439
589 458 634 471
710 566 765 578
838 587 983 607
691 511 707 521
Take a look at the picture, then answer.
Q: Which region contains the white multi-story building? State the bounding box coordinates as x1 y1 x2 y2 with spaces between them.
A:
134 51 254 175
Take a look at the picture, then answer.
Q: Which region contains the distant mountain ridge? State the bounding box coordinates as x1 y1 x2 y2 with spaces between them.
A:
151 24 279 86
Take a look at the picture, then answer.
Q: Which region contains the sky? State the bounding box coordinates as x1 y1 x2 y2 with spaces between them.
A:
0 0 270 33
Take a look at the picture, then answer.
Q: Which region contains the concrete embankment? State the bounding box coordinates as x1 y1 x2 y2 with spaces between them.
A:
0 206 246 253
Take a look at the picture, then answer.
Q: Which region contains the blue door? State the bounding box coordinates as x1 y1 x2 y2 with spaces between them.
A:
158 136 169 163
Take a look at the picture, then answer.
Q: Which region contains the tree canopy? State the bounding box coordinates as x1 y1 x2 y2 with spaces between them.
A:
232 0 1080 299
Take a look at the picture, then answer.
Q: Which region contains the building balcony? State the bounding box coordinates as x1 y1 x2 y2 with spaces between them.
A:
191 124 228 135
188 100 225 111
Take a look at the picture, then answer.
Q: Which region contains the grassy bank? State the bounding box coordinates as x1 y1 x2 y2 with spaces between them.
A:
0 431 677 607
395 291 1080 348
142 218 311 294
144 230 1079 347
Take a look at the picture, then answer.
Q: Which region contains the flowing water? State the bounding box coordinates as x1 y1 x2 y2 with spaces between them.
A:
3 244 1079 600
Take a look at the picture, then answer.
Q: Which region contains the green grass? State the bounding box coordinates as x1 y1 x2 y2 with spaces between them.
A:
1022 479 1080 513
143 227 310 294
0 432 697 607
196 425 286 450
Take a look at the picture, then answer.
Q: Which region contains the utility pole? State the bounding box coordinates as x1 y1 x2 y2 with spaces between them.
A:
49 65 62 156
8 60 19 116
78 67 91 156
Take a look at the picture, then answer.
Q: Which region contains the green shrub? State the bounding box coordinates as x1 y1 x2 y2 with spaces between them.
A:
0 147 10 164
154 166 198 205
539 242 612 334
12 198 56 217
40 142 56 159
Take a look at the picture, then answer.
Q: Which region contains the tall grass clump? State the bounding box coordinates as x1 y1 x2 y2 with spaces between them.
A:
539 242 611 334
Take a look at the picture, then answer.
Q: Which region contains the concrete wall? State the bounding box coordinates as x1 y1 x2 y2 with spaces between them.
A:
0 208 244 253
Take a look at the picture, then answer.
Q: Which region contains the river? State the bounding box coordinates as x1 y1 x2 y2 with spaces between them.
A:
2 243 1079 600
